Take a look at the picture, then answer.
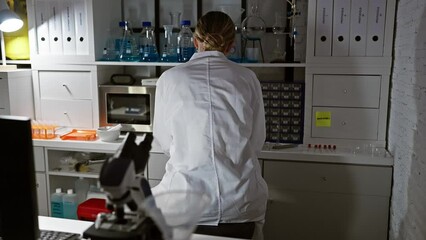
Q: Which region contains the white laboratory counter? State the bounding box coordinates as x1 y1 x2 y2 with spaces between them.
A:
33 131 393 166
38 216 243 240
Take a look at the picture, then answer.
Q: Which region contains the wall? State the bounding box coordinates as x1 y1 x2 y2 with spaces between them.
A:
388 1 426 239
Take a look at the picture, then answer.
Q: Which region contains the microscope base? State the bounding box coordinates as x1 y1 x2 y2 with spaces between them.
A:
82 217 163 240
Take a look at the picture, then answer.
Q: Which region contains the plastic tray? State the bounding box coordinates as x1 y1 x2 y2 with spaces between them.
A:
60 129 97 141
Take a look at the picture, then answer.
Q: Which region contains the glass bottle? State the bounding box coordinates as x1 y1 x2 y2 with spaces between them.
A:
139 21 159 62
177 20 195 62
118 21 139 62
271 12 286 63
160 24 178 62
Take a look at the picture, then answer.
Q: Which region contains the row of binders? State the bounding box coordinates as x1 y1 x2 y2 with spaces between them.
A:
315 0 387 57
35 0 88 55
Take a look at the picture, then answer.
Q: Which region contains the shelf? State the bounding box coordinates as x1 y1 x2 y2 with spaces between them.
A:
48 171 99 179
94 61 306 68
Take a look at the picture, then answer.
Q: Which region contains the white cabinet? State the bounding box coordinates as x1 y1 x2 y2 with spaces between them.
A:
304 0 396 147
262 160 392 240
0 70 34 118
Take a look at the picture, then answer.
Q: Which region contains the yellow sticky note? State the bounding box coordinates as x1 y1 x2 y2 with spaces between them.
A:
315 111 331 127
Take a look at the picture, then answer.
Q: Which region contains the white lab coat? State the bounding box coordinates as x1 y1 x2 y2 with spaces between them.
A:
152 51 268 225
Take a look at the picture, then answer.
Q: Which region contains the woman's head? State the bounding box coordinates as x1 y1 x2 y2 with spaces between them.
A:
194 11 235 54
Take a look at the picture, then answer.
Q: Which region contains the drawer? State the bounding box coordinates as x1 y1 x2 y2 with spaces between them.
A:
41 99 93 128
147 153 169 180
39 71 92 100
33 146 45 172
263 161 392 197
312 107 379 140
313 75 381 108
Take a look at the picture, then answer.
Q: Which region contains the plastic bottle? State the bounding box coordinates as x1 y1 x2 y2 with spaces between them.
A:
75 177 90 204
177 20 196 62
118 21 140 62
63 189 78 219
51 188 65 218
139 21 159 62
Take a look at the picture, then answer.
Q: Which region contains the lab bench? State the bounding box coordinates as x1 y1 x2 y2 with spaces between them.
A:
32 136 393 240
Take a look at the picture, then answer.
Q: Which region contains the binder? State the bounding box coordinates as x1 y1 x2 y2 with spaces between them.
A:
47 0 63 54
314 0 333 56
74 0 89 55
332 0 351 56
366 0 387 56
61 0 76 55
35 0 50 54
349 0 368 56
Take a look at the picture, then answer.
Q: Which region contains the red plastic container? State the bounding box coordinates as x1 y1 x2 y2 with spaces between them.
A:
77 198 111 221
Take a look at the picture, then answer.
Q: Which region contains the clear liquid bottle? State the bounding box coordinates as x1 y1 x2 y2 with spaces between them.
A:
118 21 139 62
139 21 159 62
63 189 78 219
177 20 195 62
51 188 65 218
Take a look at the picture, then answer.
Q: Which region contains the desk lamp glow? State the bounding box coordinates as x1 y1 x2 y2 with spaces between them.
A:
0 0 23 70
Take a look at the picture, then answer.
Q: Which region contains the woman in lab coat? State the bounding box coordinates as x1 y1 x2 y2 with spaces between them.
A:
152 11 268 240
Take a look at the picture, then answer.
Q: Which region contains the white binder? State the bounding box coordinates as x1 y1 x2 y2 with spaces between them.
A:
366 0 387 56
47 0 63 54
74 0 89 55
315 0 333 56
332 0 351 56
61 0 76 55
35 0 50 54
349 0 368 56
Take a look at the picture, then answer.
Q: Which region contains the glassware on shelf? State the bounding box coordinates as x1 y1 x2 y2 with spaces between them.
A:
272 12 286 35
241 0 266 41
118 21 139 62
139 21 159 62
270 37 286 63
241 0 266 62
177 20 195 62
160 24 178 62
271 12 287 63
169 12 182 29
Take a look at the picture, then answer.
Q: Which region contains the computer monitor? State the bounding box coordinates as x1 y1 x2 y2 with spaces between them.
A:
0 115 39 239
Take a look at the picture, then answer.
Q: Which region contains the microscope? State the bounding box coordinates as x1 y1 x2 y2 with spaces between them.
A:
82 132 164 240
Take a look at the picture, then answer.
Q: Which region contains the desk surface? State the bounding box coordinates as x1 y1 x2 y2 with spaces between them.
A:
38 216 242 240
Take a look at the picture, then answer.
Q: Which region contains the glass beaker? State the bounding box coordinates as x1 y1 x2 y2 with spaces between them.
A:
160 24 178 62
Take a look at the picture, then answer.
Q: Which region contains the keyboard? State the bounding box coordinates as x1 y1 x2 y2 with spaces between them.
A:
40 230 80 240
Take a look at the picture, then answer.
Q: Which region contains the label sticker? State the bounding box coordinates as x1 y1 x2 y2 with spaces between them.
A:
315 111 331 127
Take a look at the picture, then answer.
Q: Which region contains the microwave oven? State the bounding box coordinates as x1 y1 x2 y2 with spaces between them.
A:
99 84 156 132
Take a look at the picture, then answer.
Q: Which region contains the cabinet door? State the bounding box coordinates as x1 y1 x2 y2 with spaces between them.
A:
36 173 49 216
263 160 391 240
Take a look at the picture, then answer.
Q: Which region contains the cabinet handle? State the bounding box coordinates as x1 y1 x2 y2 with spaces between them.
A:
341 121 346 126
63 112 68 115
343 89 348 94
